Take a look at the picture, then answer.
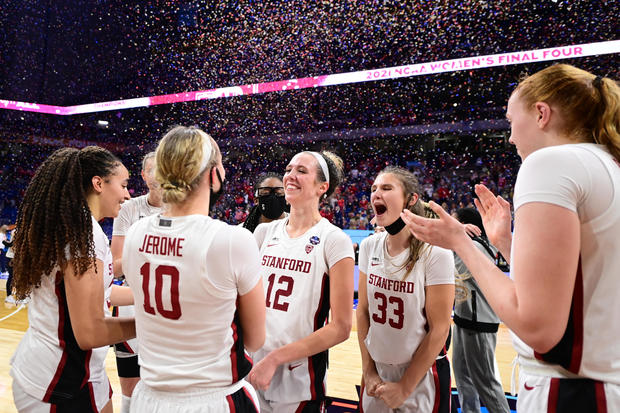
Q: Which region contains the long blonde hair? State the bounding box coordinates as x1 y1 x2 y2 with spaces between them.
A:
378 166 430 280
515 64 620 161
155 126 218 204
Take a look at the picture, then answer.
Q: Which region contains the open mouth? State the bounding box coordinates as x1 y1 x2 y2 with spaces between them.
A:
374 204 387 215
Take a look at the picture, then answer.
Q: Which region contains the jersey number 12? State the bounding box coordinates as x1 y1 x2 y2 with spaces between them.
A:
265 273 294 311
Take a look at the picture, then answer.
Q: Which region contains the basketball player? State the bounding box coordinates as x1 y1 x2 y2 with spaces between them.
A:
242 172 287 233
402 64 620 411
122 126 265 412
10 146 136 413
110 151 163 413
248 150 354 412
357 166 455 412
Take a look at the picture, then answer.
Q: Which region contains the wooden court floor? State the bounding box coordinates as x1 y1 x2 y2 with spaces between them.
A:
0 280 517 412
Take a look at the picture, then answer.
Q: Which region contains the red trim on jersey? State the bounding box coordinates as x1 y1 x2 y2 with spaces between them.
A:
568 259 584 373
80 349 92 387
122 341 135 354
109 381 113 398
50 405 57 413
431 362 440 413
547 378 560 413
307 355 317 399
87 382 99 413
595 381 608 413
229 308 240 382
295 401 308 412
43 279 68 402
242 387 259 412
359 382 365 413
308 272 329 400
226 394 236 412
332 401 358 408
534 257 584 373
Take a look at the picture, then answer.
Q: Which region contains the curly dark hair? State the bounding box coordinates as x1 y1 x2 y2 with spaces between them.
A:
12 146 122 300
242 172 283 233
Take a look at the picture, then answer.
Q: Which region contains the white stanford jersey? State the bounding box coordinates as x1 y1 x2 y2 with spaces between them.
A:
122 214 261 391
112 194 163 356
10 216 114 403
112 194 163 237
511 143 620 385
359 231 454 365
253 218 354 403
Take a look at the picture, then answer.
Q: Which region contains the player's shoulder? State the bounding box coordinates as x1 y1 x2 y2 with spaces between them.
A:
316 217 348 237
125 213 157 236
255 218 285 236
423 244 453 263
121 194 147 209
117 195 146 218
360 231 386 250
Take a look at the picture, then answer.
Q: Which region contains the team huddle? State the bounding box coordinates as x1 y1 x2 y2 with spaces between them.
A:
7 64 620 413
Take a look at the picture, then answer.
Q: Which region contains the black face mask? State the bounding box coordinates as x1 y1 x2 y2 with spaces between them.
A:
209 168 225 209
384 194 416 235
259 194 286 220
384 216 406 235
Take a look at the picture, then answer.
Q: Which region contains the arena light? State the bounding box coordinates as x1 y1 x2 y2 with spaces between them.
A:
97 120 109 126
0 40 618 116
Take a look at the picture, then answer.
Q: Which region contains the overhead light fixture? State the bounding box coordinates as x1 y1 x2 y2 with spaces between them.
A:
98 120 109 126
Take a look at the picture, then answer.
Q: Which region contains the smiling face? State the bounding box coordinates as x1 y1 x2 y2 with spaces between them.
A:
507 91 545 160
100 164 130 218
283 152 327 206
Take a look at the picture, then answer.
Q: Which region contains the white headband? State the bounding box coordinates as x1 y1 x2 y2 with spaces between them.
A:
308 151 329 184
198 133 214 173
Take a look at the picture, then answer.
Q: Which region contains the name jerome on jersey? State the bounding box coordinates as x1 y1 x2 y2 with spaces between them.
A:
368 273 414 293
261 254 311 273
138 234 185 257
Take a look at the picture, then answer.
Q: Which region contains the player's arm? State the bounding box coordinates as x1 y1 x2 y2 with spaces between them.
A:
459 202 579 352
250 256 354 391
64 258 136 350
109 284 134 306
356 269 382 397
110 234 125 278
238 278 266 352
375 283 454 409
228 226 266 353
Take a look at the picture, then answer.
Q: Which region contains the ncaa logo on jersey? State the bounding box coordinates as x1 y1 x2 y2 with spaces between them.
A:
305 244 314 254
309 235 320 245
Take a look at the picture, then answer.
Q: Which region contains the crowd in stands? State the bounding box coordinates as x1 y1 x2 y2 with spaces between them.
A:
0 130 519 234
0 0 614 234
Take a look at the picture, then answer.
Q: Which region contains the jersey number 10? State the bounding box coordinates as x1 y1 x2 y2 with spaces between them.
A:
140 263 182 320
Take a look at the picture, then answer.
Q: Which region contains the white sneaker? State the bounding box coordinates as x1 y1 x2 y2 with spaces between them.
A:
5 295 16 304
17 296 31 306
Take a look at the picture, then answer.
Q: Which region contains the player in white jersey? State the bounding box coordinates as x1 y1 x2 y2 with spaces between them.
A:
402 64 620 412
110 151 164 413
357 166 455 412
248 150 354 413
10 146 136 413
122 126 265 413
